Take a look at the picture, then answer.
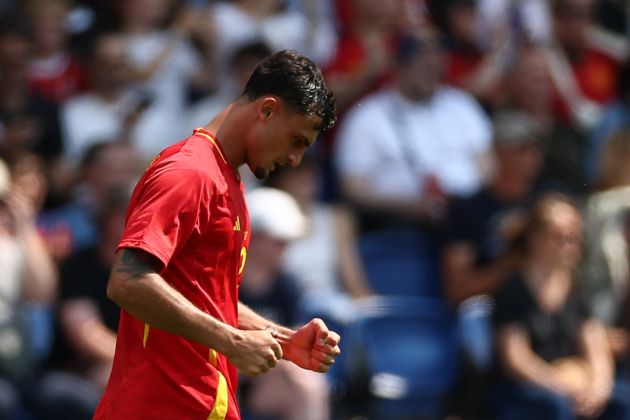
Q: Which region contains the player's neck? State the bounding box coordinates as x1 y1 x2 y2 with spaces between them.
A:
205 103 246 171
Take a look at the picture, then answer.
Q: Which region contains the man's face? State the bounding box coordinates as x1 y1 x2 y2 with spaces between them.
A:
497 140 543 182
91 36 131 91
398 45 444 101
509 48 553 110
246 99 321 180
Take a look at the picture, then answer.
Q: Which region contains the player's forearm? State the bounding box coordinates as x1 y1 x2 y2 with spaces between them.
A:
107 249 242 355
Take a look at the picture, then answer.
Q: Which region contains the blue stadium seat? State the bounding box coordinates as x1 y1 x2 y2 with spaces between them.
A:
358 231 440 297
339 296 459 419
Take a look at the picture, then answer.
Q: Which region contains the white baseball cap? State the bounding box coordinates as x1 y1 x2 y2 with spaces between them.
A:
247 187 308 241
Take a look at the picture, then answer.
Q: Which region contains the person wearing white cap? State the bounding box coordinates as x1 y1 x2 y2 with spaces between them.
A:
239 188 329 420
247 187 309 242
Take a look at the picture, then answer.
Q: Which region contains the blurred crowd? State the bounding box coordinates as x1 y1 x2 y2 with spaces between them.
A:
2 0 630 418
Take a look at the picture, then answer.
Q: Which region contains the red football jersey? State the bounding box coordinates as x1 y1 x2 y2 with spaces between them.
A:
95 128 249 420
28 54 89 104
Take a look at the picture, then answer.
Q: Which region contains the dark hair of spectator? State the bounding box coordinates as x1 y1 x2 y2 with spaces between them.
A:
427 0 476 38
80 140 128 172
81 142 110 170
0 16 29 41
395 32 442 66
96 186 131 229
510 193 580 254
230 40 273 70
525 193 578 233
550 0 593 16
242 50 337 134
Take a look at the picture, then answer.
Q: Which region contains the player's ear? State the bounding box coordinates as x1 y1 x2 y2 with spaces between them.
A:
259 97 279 121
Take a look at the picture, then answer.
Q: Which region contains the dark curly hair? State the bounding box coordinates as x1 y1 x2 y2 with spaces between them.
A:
242 50 337 134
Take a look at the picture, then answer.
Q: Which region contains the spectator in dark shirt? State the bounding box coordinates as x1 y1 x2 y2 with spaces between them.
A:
442 111 544 307
492 193 630 420
441 110 545 417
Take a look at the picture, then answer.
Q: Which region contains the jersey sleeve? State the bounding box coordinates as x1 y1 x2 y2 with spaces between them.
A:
118 165 213 271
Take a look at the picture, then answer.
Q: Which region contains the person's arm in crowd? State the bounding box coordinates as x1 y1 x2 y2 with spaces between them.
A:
339 175 440 224
325 33 391 111
497 324 571 394
332 206 373 298
59 299 116 362
442 242 518 305
606 326 630 359
238 302 340 373
576 319 615 418
106 248 283 376
171 5 217 93
457 24 513 104
129 43 176 83
9 189 57 303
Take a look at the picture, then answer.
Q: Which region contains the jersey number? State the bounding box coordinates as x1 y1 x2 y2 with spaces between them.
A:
238 246 247 275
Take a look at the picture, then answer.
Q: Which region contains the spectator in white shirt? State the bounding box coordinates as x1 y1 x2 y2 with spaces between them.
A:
61 33 148 164
335 31 492 232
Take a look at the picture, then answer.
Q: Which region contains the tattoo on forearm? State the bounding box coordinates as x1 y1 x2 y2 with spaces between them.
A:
115 249 155 281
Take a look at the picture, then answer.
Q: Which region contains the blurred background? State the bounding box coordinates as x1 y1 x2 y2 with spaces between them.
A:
2 0 630 419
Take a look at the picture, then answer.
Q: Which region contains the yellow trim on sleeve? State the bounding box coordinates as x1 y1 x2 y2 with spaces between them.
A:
143 324 150 348
207 371 228 420
209 348 218 367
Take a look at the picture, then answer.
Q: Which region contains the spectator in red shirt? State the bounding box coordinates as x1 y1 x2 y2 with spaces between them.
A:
430 0 514 108
547 0 621 130
324 0 405 113
25 0 89 104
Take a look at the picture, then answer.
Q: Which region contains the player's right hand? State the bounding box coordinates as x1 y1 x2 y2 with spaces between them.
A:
226 330 283 376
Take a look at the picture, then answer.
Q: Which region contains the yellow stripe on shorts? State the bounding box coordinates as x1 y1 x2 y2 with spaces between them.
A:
207 371 228 420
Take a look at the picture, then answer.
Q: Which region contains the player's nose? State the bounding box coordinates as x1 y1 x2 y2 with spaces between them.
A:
287 152 303 167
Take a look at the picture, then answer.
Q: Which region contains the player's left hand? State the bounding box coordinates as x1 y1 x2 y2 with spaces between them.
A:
281 318 341 373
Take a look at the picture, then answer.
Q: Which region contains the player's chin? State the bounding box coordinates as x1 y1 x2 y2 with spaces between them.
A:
253 167 269 180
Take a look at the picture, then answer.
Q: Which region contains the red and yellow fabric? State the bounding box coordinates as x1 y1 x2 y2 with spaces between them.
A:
94 128 249 419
